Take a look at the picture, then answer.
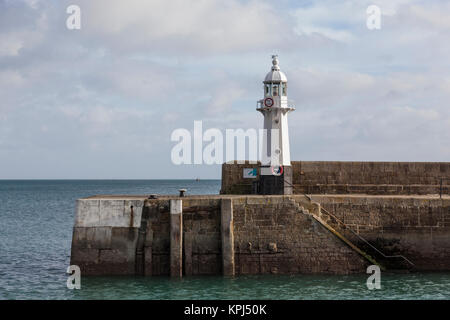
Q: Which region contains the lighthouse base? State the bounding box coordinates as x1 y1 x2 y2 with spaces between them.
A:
258 165 293 195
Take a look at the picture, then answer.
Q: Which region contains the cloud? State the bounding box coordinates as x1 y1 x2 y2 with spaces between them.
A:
0 0 449 178
408 3 450 29
79 0 294 55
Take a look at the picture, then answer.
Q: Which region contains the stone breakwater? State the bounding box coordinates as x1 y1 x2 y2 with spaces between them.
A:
70 194 450 276
221 161 450 195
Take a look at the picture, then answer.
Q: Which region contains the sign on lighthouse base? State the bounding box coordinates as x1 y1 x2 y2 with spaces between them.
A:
258 165 293 195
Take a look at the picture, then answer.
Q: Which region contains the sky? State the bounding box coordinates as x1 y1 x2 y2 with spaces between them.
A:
0 0 449 179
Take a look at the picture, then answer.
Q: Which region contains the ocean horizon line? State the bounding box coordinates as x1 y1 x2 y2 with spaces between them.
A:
0 178 221 181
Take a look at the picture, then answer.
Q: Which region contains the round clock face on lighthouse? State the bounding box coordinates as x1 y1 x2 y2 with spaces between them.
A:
264 97 274 107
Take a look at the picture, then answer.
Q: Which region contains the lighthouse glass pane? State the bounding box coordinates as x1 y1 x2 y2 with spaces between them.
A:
273 85 279 96
282 83 287 96
265 84 270 96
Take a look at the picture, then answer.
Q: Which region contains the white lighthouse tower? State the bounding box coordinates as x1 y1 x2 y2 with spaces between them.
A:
256 55 295 194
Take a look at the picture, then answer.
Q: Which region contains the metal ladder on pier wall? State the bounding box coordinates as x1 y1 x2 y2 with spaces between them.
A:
290 194 415 271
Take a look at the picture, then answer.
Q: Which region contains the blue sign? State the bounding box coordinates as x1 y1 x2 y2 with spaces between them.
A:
243 168 257 178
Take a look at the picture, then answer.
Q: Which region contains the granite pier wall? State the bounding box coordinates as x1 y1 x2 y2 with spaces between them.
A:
70 195 450 276
221 161 450 195
312 195 450 271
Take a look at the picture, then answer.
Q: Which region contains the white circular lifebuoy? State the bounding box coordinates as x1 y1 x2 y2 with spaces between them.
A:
271 165 283 176
264 97 274 107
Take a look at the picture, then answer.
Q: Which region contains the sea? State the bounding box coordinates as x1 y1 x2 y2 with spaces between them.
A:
0 180 449 300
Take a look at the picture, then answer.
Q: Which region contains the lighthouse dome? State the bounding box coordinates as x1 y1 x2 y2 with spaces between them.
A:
264 55 287 83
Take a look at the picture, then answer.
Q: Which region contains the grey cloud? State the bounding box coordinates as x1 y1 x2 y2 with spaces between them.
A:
0 0 449 179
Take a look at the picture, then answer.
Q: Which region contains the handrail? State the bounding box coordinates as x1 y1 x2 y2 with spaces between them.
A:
302 194 415 267
283 178 295 189
283 179 312 200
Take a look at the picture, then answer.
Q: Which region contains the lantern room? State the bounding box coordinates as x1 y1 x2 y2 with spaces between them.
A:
259 55 290 110
263 55 288 98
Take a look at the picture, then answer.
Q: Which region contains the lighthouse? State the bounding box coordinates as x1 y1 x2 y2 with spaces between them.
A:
257 55 295 195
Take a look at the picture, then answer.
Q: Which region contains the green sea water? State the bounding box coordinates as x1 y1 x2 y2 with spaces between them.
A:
0 180 449 300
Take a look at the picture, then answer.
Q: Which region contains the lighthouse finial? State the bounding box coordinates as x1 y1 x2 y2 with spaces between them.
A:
271 54 280 71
